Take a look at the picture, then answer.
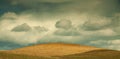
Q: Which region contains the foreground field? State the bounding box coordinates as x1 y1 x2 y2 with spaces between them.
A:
60 50 120 59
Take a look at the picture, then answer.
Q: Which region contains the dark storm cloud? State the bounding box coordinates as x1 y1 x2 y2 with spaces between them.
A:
0 0 26 16
0 0 120 16
10 0 120 16
11 0 71 13
1 0 120 19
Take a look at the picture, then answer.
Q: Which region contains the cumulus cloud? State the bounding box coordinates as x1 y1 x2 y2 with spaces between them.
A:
0 29 48 46
82 16 112 31
0 12 50 47
33 26 48 33
54 19 80 36
54 28 80 36
11 23 32 32
55 19 72 29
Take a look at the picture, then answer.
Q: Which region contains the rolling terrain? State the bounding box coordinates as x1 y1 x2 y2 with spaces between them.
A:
60 50 120 59
0 43 120 59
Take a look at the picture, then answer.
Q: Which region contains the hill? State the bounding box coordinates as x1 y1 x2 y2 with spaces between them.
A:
60 49 120 59
4 43 101 56
0 43 119 59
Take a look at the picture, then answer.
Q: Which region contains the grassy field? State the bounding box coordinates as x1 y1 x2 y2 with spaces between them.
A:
59 50 120 59
0 52 58 59
4 43 100 57
0 50 120 59
0 43 120 59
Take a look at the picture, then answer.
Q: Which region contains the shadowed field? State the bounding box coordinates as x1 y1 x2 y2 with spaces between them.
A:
0 52 58 59
59 50 120 59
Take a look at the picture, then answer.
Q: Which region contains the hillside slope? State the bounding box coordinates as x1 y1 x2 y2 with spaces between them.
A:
0 43 119 59
4 43 101 56
60 50 120 59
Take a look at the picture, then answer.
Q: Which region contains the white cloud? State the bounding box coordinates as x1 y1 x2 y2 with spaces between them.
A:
0 12 50 45
107 40 120 50
96 28 116 36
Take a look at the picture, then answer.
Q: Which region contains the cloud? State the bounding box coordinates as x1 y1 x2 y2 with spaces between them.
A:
12 0 73 3
54 28 80 36
54 19 80 36
0 29 47 46
0 12 49 47
0 12 17 21
111 14 120 35
0 11 120 50
33 26 48 33
11 23 32 32
108 40 120 50
6 0 120 22
89 39 120 50
55 19 72 29
82 16 112 31
0 0 120 50
10 0 120 17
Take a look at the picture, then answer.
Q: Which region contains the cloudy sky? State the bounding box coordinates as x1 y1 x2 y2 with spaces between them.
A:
0 0 120 50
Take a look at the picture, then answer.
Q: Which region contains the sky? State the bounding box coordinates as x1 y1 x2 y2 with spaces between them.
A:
0 0 120 50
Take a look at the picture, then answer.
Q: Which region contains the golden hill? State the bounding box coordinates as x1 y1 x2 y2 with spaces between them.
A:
0 43 120 59
4 43 101 57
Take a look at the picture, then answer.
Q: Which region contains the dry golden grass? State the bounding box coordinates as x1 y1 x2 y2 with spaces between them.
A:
0 43 120 59
4 43 101 57
60 50 120 59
